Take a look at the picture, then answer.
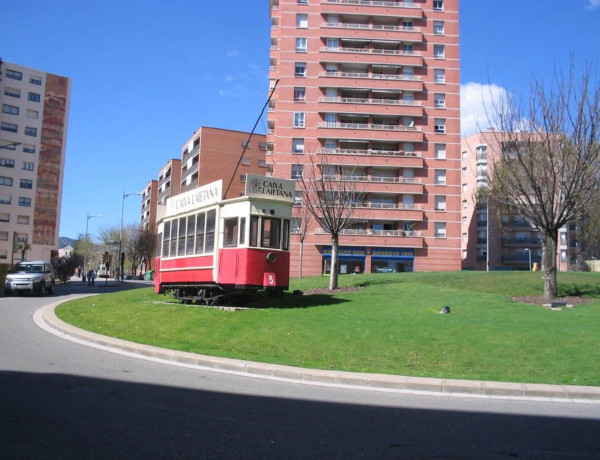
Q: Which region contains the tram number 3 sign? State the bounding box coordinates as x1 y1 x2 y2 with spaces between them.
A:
263 273 277 286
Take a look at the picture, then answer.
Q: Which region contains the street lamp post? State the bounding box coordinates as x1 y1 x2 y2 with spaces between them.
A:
84 214 102 273
525 248 532 271
119 192 143 281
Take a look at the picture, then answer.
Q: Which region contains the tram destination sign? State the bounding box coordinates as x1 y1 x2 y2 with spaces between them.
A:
246 174 295 203
166 179 222 216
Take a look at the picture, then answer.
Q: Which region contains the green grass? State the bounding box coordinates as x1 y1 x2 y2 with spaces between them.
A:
55 271 600 386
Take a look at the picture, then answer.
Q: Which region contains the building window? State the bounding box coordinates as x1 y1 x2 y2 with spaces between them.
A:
19 179 33 189
434 68 446 83
462 183 467 193
6 69 23 80
292 138 305 154
0 231 8 241
23 144 36 154
22 162 34 171
291 164 303 179
434 222 446 238
241 158 250 166
434 93 446 108
0 213 9 222
297 13 308 28
435 169 446 185
296 37 307 52
433 0 444 11
241 140 250 148
1 122 18 133
30 76 42 85
17 215 30 225
0 195 12 205
28 92 41 102
24 127 37 137
298 0 308 3
435 196 446 211
402 43 414 54
258 159 266 168
434 20 444 35
295 62 307 77
26 109 39 120
326 38 339 50
0 176 14 187
434 118 446 134
18 197 31 207
435 143 446 159
434 45 445 59
2 104 19 115
4 87 20 98
462 199 468 209
294 192 303 207
258 142 267 151
294 87 306 102
293 112 305 128
462 167 467 177
0 158 15 168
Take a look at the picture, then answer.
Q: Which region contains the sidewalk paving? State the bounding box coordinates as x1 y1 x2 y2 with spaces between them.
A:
37 297 600 403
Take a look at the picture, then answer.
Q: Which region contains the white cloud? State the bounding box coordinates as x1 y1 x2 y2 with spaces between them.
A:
460 82 510 136
587 0 600 9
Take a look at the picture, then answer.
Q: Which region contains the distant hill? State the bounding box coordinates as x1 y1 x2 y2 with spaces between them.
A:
59 236 77 249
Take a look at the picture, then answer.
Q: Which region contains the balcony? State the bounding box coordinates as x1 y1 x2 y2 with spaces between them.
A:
320 47 423 66
322 0 423 19
318 97 423 117
181 162 199 181
181 145 198 164
321 22 423 42
502 237 542 247
315 227 424 247
317 122 424 142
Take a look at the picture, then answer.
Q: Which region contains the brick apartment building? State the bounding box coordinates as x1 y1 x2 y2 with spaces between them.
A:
141 127 268 231
0 59 70 265
267 0 461 276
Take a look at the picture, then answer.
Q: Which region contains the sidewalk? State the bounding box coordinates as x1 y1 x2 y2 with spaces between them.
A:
37 297 600 403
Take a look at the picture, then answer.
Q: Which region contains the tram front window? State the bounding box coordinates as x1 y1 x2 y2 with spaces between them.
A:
262 217 281 249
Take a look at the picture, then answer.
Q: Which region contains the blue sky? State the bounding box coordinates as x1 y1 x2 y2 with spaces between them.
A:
1 0 598 241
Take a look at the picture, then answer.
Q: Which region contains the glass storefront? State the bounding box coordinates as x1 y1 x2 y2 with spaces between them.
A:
322 246 365 274
322 246 415 274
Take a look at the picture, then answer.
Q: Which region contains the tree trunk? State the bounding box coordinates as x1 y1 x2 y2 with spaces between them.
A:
299 241 304 278
542 231 558 300
329 234 339 290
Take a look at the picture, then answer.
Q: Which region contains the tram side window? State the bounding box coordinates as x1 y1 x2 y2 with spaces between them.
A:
239 217 246 245
224 217 238 247
186 214 196 255
156 233 163 257
205 209 216 253
178 217 186 256
262 217 281 249
169 220 178 257
195 212 205 254
162 223 170 257
282 219 290 251
250 216 259 247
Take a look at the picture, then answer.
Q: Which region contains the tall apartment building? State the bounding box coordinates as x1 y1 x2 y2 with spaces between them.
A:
142 127 268 231
267 0 461 275
461 131 586 271
0 59 71 265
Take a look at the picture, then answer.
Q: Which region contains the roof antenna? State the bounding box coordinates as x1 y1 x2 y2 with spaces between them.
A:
224 79 279 198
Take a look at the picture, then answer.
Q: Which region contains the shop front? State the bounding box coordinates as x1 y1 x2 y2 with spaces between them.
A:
321 246 415 274
322 246 366 274
371 248 414 273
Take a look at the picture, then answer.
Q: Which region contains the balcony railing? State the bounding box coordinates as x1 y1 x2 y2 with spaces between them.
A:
502 237 542 245
319 71 422 82
181 145 198 164
323 0 421 8
317 122 422 132
317 174 423 185
322 22 422 33
316 228 423 237
321 47 422 57
181 162 199 181
317 148 422 158
319 96 422 106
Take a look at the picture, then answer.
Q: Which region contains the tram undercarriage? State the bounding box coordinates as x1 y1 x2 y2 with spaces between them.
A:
160 283 278 306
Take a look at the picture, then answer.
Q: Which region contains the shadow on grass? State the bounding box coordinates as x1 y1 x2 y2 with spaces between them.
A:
249 292 350 309
560 282 600 298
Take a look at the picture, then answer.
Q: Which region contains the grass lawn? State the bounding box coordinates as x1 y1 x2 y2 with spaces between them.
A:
55 271 600 386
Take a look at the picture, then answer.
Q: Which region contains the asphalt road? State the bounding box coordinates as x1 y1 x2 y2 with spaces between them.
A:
1 282 600 459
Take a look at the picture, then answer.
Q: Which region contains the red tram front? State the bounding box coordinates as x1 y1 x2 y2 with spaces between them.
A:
154 175 295 305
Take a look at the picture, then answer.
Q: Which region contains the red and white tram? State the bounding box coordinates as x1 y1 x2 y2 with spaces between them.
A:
154 174 295 305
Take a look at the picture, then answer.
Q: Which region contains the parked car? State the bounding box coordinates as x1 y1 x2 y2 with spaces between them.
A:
4 261 55 296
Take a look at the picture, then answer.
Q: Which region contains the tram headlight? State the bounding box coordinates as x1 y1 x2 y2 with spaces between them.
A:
266 252 277 263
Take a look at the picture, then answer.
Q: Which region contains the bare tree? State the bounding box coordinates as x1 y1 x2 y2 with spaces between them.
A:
291 198 312 278
296 153 366 290
488 62 600 299
135 228 156 273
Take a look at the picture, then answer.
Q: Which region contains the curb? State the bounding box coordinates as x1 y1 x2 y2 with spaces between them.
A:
39 299 600 402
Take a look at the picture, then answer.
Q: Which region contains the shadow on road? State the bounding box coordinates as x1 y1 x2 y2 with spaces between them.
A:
0 370 599 459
